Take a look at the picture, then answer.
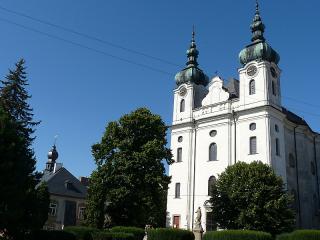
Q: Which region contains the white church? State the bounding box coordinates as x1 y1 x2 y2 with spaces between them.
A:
166 2 320 231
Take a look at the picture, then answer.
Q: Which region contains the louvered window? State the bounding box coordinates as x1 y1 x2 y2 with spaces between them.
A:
250 137 257 154
209 143 217 161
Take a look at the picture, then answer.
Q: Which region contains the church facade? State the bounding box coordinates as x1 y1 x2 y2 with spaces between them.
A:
166 3 320 231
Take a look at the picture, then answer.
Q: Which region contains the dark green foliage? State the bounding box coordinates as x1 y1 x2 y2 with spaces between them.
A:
27 230 76 240
148 228 194 240
110 226 144 240
92 232 134 240
86 108 173 228
203 230 272 240
64 226 99 240
276 230 320 240
209 161 295 235
0 60 49 239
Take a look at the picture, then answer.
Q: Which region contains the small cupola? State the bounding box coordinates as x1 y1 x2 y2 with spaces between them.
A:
239 1 280 66
46 145 59 173
175 29 209 87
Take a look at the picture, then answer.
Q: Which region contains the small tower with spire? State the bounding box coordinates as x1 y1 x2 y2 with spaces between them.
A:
172 28 209 124
45 144 59 173
238 0 281 108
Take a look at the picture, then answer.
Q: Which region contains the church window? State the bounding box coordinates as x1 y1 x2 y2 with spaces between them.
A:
289 153 295 168
177 148 182 162
291 189 297 210
276 138 280 156
250 137 257 154
249 80 255 95
178 136 183 142
175 183 181 198
206 211 217 231
49 202 58 216
78 206 85 220
272 81 276 96
275 124 279 132
209 143 217 161
209 130 217 137
208 176 217 196
249 123 256 131
180 99 185 112
311 162 316 175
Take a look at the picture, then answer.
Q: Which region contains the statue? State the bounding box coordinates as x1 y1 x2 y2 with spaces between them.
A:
143 225 152 240
194 207 203 230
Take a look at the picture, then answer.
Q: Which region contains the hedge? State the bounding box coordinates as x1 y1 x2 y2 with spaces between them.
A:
110 226 145 240
203 230 272 240
92 231 134 240
64 226 100 240
276 230 320 240
27 230 76 240
148 228 194 240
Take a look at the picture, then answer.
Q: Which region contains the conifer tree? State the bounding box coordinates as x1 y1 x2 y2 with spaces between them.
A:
0 59 48 239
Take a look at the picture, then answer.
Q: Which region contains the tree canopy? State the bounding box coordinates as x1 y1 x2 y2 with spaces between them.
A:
85 108 173 228
0 59 49 239
209 161 295 235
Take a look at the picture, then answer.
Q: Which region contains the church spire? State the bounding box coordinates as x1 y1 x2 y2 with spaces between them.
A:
250 0 265 43
186 26 199 67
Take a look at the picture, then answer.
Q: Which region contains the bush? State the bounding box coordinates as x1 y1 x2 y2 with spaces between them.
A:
203 230 272 240
92 231 134 240
110 226 145 240
276 230 320 240
28 230 76 240
64 226 100 240
148 228 194 240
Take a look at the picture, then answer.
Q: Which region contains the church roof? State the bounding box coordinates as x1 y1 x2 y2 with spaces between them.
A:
40 167 87 199
226 78 239 99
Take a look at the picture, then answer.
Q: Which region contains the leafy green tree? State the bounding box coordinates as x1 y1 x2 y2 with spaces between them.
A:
85 108 173 228
209 161 294 235
0 59 49 239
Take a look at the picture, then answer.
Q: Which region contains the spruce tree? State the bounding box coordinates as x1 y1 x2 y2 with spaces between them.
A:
0 59 48 239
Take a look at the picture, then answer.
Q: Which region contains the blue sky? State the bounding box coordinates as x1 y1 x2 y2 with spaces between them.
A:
0 0 319 178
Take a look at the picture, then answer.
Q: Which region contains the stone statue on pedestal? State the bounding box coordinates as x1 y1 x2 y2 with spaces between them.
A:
193 207 203 240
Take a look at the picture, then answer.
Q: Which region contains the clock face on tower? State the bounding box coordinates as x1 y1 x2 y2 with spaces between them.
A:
179 87 187 96
247 65 258 77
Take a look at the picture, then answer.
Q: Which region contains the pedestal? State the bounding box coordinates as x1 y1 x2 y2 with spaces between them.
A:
193 228 203 240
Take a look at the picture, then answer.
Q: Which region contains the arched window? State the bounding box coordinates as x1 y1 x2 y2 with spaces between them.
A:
275 138 280 156
180 99 185 112
250 137 257 154
249 80 255 95
177 148 182 162
289 153 295 168
209 143 217 161
272 81 276 96
175 183 181 198
208 176 217 196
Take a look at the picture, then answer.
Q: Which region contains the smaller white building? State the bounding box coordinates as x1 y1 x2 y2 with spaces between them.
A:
166 2 320 231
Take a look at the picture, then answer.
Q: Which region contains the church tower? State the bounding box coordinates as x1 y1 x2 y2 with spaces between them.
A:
238 1 281 109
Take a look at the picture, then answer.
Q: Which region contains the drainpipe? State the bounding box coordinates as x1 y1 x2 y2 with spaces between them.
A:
191 119 197 230
313 136 320 210
293 126 302 227
232 110 237 164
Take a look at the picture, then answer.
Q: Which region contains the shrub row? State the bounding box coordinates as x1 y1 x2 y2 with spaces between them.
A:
64 226 99 240
203 230 272 240
276 230 320 240
27 230 76 240
110 226 145 240
93 232 134 240
148 228 194 240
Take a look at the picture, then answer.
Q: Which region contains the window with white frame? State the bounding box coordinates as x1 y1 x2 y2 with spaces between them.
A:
209 143 217 161
78 206 85 220
249 80 255 95
180 99 185 112
250 137 257 154
49 202 58 216
177 148 182 162
276 138 280 156
175 183 181 198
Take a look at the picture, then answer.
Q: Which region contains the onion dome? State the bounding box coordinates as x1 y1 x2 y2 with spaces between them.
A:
175 30 209 87
48 145 58 163
239 1 280 66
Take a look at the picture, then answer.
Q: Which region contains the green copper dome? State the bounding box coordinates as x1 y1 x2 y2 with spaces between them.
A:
175 30 209 87
239 1 280 66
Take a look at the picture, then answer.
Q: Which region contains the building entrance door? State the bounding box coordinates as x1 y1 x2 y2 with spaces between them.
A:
64 200 76 226
173 215 180 228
